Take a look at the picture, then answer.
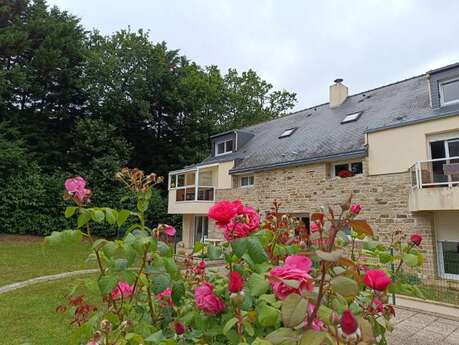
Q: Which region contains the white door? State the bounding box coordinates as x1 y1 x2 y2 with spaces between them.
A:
193 216 209 244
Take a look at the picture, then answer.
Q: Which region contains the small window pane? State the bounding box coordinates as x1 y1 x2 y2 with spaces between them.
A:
177 174 185 187
170 175 177 188
226 140 233 152
442 241 459 275
217 142 225 154
176 189 185 201
199 171 213 186
186 172 195 185
241 175 254 186
341 112 362 124
351 162 363 174
334 164 349 176
279 128 297 138
442 79 459 104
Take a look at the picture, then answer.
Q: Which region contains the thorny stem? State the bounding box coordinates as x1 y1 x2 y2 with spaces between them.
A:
129 246 148 302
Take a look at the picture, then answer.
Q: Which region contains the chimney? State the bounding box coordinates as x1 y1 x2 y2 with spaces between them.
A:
329 78 348 108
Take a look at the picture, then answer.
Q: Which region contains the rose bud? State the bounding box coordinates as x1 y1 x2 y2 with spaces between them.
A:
120 320 132 333
410 234 422 247
228 271 244 293
100 319 112 332
329 311 340 325
340 310 358 335
174 321 186 335
198 260 206 270
363 269 392 291
350 204 362 215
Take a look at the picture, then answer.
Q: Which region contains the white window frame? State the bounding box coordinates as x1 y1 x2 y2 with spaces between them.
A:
239 175 255 188
215 139 234 156
437 241 459 281
439 77 459 107
279 128 297 138
331 160 363 178
341 112 362 124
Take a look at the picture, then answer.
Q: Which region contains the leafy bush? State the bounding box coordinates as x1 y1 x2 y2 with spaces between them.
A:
48 169 425 345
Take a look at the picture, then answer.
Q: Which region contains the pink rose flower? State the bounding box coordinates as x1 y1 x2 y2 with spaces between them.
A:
157 288 173 305
340 310 358 335
269 255 314 299
111 281 134 300
74 188 91 203
65 176 86 193
174 321 186 335
368 298 384 314
410 234 422 246
164 225 176 236
307 303 325 331
350 204 362 215
208 200 243 226
198 260 206 270
310 222 320 233
228 271 244 293
223 206 260 241
363 269 392 291
194 282 225 315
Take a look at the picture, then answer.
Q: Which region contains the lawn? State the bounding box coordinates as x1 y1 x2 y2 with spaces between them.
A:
0 234 94 286
0 277 98 345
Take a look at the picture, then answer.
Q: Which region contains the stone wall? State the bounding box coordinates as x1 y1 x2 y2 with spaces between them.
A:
213 158 437 280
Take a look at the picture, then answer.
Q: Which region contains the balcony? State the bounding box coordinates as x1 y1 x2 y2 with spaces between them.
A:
168 165 217 214
409 157 459 211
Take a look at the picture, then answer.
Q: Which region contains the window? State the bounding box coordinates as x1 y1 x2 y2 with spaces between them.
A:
332 161 363 177
194 216 209 244
279 128 297 138
440 78 459 106
240 175 255 187
341 112 362 124
216 139 233 156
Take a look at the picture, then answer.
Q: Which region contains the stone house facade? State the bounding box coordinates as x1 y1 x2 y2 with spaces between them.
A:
168 62 459 284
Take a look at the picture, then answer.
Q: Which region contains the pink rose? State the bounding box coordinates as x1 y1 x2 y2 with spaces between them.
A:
363 269 391 291
157 288 173 305
174 321 186 335
65 176 86 193
194 282 225 315
223 206 260 241
269 255 314 299
350 204 362 215
310 222 320 233
340 310 358 335
208 200 243 226
307 303 325 331
368 298 384 314
111 281 134 300
74 188 91 203
410 234 422 246
164 225 176 236
228 271 244 293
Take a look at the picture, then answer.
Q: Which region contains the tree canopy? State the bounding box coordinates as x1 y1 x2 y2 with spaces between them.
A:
0 0 297 235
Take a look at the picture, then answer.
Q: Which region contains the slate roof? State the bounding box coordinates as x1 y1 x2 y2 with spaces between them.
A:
194 72 459 174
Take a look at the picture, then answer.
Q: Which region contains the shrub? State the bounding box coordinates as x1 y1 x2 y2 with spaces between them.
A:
48 169 425 345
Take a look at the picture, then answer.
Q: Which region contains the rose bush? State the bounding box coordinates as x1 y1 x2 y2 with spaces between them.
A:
48 168 425 345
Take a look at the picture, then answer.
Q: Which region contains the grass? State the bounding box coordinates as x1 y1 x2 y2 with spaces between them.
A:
0 277 98 345
0 235 94 286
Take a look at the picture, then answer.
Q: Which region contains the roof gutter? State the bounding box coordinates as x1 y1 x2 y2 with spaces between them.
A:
229 148 367 174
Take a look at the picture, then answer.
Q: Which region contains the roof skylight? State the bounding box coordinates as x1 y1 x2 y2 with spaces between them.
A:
279 127 297 138
341 111 362 124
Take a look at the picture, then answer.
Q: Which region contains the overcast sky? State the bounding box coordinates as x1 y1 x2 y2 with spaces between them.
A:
49 0 459 110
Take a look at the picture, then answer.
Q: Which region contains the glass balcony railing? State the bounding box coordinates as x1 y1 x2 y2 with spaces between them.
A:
409 156 459 188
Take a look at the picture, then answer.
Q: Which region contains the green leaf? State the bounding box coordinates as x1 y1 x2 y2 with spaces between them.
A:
316 249 344 262
158 241 173 257
77 211 91 228
252 338 272 345
64 206 77 218
223 317 238 335
102 241 117 257
265 328 298 345
281 293 308 328
91 209 105 223
117 209 131 227
404 253 419 267
92 238 108 251
207 244 222 260
349 220 374 237
145 330 163 343
257 304 280 327
45 231 62 246
330 276 359 299
98 275 118 294
105 208 117 225
379 251 393 264
247 273 270 296
231 237 248 257
247 237 268 264
300 331 330 345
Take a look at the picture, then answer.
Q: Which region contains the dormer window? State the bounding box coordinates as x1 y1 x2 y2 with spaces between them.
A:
440 77 459 106
216 139 233 156
279 127 297 138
